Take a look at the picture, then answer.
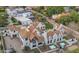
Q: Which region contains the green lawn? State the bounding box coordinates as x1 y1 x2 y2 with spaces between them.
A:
44 22 53 30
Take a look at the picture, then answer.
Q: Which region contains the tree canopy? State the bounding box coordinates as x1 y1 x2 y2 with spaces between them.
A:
59 10 79 25
46 7 64 17
0 9 9 27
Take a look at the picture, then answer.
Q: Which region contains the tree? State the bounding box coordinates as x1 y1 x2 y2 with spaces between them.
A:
46 7 64 17
59 10 79 25
0 12 9 27
70 10 79 23
40 17 46 22
44 22 53 30
59 16 72 25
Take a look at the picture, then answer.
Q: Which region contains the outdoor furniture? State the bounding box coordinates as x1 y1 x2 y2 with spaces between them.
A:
60 42 66 49
49 44 56 49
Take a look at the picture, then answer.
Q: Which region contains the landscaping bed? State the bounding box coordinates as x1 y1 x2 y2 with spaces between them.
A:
11 17 20 25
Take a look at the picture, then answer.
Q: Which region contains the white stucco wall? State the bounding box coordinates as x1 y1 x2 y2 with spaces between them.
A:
42 31 48 45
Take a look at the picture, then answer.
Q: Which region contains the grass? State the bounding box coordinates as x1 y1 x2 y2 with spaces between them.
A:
71 48 79 53
0 11 9 27
11 17 20 25
44 22 53 30
0 8 5 12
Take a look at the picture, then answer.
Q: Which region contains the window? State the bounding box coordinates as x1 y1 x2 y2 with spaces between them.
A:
32 39 36 44
57 39 59 41
6 34 8 36
25 38 28 41
14 30 15 32
5 30 6 32
13 34 17 37
50 40 52 43
53 39 56 42
48 41 49 44
60 38 61 41
38 42 42 45
33 45 36 47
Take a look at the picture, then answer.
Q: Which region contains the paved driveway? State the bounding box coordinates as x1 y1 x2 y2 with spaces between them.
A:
4 37 23 53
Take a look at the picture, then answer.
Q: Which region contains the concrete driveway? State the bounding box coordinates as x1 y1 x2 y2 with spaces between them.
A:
4 37 23 53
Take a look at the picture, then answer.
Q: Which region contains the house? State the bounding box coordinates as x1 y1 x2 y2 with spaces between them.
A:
3 21 65 49
17 23 44 49
22 12 35 20
6 7 34 19
3 25 19 38
15 17 32 26
43 30 64 45
6 7 34 26
43 24 64 45
37 29 64 46
6 8 17 17
4 22 44 49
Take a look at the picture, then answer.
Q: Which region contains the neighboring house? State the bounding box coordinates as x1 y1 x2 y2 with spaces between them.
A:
23 12 35 20
6 8 17 17
37 23 64 45
15 17 32 26
17 23 44 49
42 30 64 45
6 7 34 26
6 7 34 19
3 25 19 38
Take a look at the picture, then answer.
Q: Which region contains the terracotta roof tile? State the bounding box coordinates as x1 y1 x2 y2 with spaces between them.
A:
47 31 55 37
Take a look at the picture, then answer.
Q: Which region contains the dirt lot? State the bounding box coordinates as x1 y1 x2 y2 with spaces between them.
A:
68 22 79 32
4 37 23 53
